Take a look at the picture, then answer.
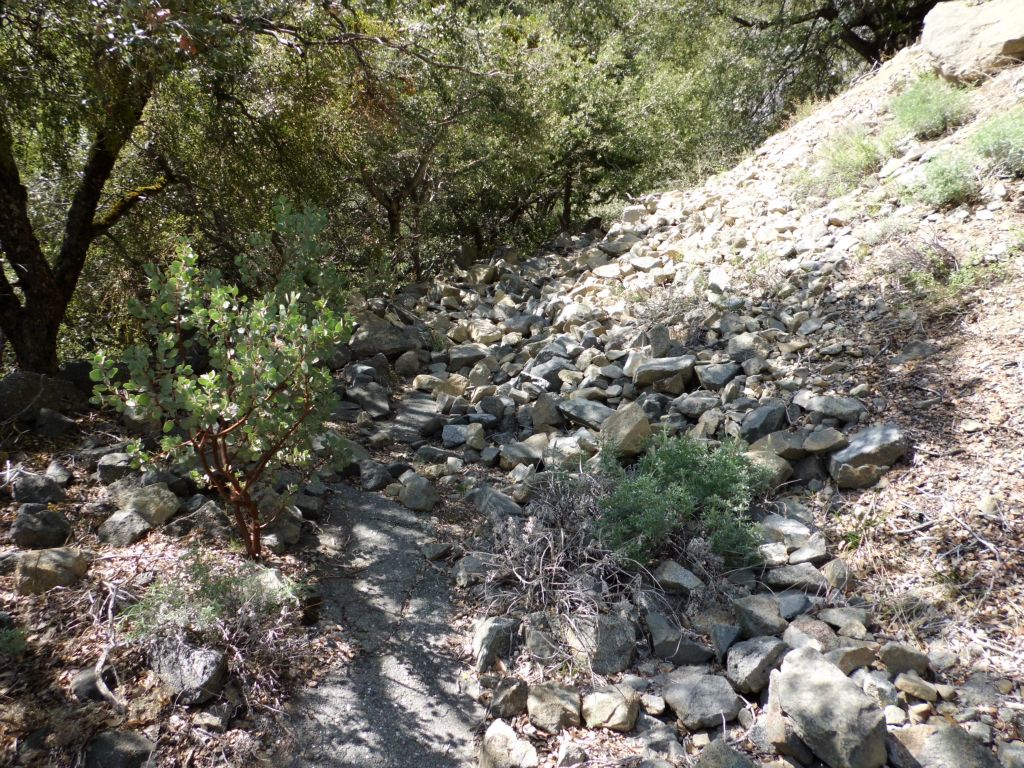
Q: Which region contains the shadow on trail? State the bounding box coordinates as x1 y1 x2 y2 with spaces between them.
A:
284 484 484 768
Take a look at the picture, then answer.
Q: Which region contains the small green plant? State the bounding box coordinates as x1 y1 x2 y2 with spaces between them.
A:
891 74 972 139
0 628 27 657
94 204 350 559
795 127 894 198
599 433 768 566
123 548 301 640
969 107 1024 177
909 151 981 208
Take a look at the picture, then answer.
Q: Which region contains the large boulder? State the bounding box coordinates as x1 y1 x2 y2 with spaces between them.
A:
922 0 1024 82
776 647 887 768
0 370 89 423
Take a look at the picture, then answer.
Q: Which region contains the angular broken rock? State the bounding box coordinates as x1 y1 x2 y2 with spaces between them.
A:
653 559 704 595
466 484 523 524
726 636 788 694
557 398 615 430
663 674 743 731
693 739 757 768
491 678 529 718
633 356 695 386
582 684 640 732
473 617 519 672
777 647 887 768
398 473 439 512
15 547 89 595
151 638 227 705
527 681 581 734
827 423 908 489
479 719 538 768
11 504 72 549
733 594 788 638
562 613 636 675
888 722 1001 768
646 611 714 665
600 401 651 457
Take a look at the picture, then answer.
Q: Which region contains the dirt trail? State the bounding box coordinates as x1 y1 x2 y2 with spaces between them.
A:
283 483 483 767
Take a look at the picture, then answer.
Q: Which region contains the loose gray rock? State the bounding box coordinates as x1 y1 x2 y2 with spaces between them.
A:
653 560 704 595
466 484 523 524
828 423 909 489
479 719 538 768
151 638 227 705
734 594 789 637
491 678 529 718
600 401 651 457
98 510 153 546
399 474 439 512
887 722 1001 768
582 684 640 731
527 682 581 733
116 483 180 526
349 315 420 359
11 504 72 549
763 563 829 592
473 617 518 672
96 452 134 484
879 641 930 676
84 730 155 768
663 674 743 730
646 611 714 665
804 394 866 423
726 636 788 694
634 356 695 386
777 647 886 768
557 398 615 429
693 739 757 768
12 475 66 505
740 400 787 443
563 613 636 675
696 363 741 390
15 547 89 594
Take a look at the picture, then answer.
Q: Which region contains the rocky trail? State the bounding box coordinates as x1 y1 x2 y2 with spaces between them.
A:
2 7 1024 768
282 483 483 768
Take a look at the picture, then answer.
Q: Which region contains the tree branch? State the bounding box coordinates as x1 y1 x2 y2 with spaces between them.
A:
91 174 173 237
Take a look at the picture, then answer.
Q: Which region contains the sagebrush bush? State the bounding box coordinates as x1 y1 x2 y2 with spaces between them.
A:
0 628 27 657
599 433 768 566
970 107 1024 177
123 549 302 641
892 74 972 139
796 127 893 198
909 152 981 208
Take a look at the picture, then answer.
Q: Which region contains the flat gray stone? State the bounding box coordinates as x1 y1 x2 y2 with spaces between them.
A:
663 674 742 730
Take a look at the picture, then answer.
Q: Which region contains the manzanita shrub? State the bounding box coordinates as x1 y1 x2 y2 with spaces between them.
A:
93 206 349 559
